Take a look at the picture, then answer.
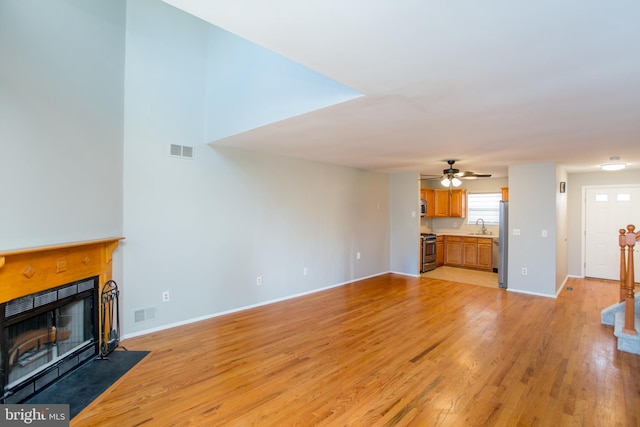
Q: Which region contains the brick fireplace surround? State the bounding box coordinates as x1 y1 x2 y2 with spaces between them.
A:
0 237 124 402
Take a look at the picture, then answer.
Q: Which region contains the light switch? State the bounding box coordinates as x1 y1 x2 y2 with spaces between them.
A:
541 229 548 237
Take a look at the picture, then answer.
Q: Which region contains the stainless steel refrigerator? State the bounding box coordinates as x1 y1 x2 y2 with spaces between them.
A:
498 201 508 288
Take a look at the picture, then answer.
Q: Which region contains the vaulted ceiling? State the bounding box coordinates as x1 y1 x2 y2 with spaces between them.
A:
164 0 640 178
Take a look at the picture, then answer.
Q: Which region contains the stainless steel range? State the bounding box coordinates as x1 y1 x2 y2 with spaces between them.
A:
420 233 437 273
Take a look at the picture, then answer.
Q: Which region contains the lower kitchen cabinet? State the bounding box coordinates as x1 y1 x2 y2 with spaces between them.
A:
444 236 463 266
436 235 444 267
477 239 493 270
462 237 478 268
444 235 493 271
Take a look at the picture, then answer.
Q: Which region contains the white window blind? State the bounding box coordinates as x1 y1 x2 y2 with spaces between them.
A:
467 193 501 225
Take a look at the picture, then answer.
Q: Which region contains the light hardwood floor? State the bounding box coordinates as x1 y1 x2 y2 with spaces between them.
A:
72 275 640 426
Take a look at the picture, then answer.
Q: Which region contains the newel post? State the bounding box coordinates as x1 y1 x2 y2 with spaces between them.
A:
619 228 627 302
622 225 637 335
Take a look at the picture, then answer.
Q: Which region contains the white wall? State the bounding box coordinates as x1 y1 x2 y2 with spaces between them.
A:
556 167 568 293
508 163 557 296
204 24 362 142
566 169 640 277
122 0 391 335
390 173 420 275
0 0 125 251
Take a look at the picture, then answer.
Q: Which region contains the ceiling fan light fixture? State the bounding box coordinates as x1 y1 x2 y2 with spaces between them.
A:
440 176 461 187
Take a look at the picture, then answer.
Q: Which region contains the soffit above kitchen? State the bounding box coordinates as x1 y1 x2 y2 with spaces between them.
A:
163 0 640 178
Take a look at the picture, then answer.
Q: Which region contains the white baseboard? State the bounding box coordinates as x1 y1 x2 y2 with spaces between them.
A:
506 288 557 299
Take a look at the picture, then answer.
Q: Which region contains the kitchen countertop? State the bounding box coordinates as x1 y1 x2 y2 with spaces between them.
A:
435 232 499 239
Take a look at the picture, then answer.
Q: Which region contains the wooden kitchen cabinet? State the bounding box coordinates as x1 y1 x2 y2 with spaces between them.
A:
444 236 463 266
444 235 493 271
424 189 435 217
477 238 493 270
436 235 444 267
434 189 466 218
434 190 449 217
449 189 466 217
462 237 478 268
420 188 435 217
501 187 509 201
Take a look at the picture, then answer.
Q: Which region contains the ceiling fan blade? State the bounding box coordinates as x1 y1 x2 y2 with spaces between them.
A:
456 171 492 178
422 161 492 182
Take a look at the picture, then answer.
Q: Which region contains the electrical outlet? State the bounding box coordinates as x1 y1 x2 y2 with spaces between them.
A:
356 252 361 260
256 276 262 286
513 229 521 236
162 291 170 302
522 267 528 275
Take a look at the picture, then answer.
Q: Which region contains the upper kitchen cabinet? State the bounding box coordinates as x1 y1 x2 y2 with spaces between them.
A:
421 188 435 217
434 189 466 218
449 189 466 217
501 187 509 201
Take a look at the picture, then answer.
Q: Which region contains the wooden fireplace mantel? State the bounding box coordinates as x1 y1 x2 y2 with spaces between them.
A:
0 237 124 304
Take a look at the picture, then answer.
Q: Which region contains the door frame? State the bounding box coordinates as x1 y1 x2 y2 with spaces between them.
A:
580 183 640 278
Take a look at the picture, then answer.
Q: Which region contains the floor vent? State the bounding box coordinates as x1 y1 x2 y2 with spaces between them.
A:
170 144 194 159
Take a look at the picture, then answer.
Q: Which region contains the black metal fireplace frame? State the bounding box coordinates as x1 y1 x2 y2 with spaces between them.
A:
0 276 100 403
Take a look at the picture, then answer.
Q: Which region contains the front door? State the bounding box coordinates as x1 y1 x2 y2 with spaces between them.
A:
585 186 640 280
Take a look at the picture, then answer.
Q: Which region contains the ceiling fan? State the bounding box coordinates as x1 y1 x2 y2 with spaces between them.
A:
421 160 492 187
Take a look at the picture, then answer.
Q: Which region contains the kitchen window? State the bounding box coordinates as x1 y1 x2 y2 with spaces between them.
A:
467 192 501 225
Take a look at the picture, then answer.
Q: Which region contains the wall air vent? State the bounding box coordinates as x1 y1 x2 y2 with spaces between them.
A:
170 144 194 159
134 306 157 323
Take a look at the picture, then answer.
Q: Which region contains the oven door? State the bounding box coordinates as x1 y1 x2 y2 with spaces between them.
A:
422 237 436 272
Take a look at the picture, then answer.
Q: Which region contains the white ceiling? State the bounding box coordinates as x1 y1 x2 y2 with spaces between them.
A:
164 0 640 178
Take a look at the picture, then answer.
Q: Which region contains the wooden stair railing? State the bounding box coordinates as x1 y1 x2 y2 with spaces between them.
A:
619 225 638 335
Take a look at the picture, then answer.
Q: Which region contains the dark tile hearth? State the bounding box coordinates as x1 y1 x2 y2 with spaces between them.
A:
25 350 149 419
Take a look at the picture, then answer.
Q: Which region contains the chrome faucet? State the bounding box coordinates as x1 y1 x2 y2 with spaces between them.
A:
475 218 487 235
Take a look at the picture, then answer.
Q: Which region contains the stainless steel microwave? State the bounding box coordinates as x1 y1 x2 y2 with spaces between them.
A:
420 199 427 217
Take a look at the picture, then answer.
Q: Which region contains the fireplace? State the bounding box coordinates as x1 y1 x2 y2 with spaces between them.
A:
0 237 123 404
1 277 99 403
